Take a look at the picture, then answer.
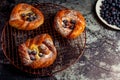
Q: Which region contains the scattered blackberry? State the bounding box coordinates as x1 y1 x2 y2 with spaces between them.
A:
30 55 36 60
21 12 37 22
31 50 37 55
100 0 120 28
69 25 75 29
70 20 76 24
62 19 76 29
38 53 44 57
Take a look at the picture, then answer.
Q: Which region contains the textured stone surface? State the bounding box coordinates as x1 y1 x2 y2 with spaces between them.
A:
0 0 120 80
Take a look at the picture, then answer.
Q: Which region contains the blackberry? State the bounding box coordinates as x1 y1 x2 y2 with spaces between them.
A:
21 12 37 22
69 25 75 30
30 55 36 60
38 53 44 57
63 20 68 25
70 20 76 24
31 50 37 55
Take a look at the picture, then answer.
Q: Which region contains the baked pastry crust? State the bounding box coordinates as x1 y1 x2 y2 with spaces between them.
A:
18 34 57 69
9 3 44 30
54 9 86 39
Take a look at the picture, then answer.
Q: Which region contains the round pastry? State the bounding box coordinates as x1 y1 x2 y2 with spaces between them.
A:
9 3 44 30
18 34 57 69
54 9 86 39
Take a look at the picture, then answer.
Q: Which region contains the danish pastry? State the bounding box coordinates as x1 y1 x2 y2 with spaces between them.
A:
9 3 44 30
18 34 57 69
54 9 86 39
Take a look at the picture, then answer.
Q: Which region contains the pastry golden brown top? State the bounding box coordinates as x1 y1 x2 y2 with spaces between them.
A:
9 3 44 30
18 34 57 69
54 9 86 39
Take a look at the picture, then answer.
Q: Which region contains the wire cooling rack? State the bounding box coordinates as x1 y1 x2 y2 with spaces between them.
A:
1 3 86 76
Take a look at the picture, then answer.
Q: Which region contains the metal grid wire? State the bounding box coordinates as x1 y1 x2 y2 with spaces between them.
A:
1 3 86 76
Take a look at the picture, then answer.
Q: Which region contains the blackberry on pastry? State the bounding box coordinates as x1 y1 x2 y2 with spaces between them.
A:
54 9 86 39
18 34 57 69
9 3 44 30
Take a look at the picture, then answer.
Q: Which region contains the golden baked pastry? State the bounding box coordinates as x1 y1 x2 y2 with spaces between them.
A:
54 9 86 39
9 3 44 30
18 34 57 69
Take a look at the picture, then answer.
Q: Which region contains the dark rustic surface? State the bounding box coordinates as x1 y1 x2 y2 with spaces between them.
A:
1 0 120 80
